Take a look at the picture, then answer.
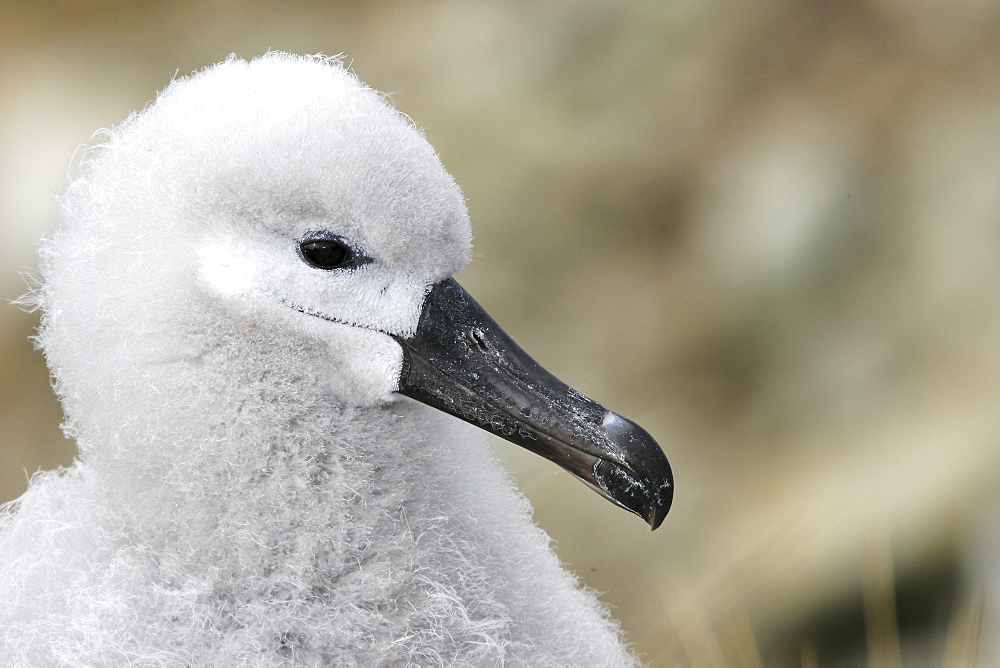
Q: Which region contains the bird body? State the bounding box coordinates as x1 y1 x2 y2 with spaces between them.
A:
1 413 628 665
0 53 668 665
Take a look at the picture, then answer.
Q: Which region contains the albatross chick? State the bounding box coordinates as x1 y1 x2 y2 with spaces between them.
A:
0 53 672 666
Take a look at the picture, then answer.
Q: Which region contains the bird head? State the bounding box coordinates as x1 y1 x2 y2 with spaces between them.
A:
39 53 672 528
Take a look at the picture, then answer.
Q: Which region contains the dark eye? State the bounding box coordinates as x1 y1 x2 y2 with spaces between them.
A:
300 238 352 269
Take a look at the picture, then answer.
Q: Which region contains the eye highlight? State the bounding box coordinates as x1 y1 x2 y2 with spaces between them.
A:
299 237 353 270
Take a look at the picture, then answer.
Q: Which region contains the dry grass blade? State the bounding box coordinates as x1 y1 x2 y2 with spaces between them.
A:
941 590 983 668
863 533 901 668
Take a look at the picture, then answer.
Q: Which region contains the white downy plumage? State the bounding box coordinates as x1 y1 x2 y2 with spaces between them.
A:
0 53 666 666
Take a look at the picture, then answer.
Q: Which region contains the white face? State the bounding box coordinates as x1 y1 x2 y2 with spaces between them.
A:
196 221 432 406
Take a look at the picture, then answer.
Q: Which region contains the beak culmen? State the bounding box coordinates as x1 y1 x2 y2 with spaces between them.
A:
393 279 673 529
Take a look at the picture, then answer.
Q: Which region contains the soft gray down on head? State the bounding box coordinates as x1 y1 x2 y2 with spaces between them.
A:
0 52 670 665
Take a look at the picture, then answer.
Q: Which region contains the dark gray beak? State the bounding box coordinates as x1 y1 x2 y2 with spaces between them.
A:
392 279 673 530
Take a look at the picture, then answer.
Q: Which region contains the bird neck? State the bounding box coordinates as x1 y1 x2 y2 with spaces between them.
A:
83 348 493 600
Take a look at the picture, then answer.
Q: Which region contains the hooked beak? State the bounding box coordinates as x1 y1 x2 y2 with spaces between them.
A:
392 279 673 530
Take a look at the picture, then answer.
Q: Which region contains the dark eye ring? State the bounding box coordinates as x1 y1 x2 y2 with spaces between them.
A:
299 238 353 270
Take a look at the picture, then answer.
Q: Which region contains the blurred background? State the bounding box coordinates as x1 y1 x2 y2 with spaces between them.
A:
2 1 998 665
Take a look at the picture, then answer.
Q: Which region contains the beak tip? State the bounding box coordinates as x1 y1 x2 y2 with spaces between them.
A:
597 412 674 530
645 482 673 531
593 460 673 530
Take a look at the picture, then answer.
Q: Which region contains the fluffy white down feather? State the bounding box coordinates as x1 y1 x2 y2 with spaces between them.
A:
0 53 637 665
